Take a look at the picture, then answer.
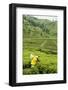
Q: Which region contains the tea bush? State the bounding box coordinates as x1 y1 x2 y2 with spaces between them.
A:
23 62 57 75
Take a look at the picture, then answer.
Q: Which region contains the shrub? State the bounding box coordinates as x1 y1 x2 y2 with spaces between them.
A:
23 61 31 69
23 62 57 75
31 66 39 74
23 68 32 75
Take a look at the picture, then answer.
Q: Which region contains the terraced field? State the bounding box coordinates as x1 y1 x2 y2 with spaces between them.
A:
23 15 57 75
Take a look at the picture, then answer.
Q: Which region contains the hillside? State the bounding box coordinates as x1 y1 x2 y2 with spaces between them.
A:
23 15 57 38
23 15 57 54
23 15 57 75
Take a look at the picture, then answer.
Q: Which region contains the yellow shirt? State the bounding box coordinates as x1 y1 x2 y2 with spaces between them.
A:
31 56 37 65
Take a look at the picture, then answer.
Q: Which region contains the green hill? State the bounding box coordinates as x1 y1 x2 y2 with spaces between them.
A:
23 15 57 38
23 15 57 75
23 15 57 54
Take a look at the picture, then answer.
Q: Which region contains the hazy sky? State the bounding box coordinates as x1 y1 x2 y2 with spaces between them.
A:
33 15 57 21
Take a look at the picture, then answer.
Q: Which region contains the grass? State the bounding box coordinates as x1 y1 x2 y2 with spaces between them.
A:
23 39 57 75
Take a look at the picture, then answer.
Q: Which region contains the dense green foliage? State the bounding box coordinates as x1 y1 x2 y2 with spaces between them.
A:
23 15 57 75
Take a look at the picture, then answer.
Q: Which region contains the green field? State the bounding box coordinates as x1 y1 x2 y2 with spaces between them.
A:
23 15 57 75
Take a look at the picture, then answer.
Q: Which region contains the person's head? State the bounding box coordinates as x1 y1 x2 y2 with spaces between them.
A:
30 54 34 59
